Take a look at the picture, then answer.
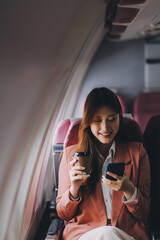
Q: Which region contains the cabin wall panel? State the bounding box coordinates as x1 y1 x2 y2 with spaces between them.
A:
145 63 160 88
0 0 107 239
145 43 160 59
145 43 160 89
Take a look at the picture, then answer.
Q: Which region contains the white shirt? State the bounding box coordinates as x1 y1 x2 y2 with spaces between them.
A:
97 141 137 219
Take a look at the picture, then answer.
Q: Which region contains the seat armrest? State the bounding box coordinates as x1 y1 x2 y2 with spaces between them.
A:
151 220 160 240
46 218 64 240
49 188 58 219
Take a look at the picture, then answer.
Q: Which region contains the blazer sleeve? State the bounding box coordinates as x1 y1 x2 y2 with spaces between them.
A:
56 146 82 221
125 143 151 223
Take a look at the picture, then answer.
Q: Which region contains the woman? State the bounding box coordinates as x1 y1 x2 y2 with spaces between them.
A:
56 87 151 240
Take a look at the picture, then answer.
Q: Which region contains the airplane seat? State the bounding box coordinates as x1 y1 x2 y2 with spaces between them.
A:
64 118 82 148
117 93 127 114
46 116 144 240
52 118 82 188
52 119 72 190
143 114 160 240
48 119 72 223
120 117 143 143
52 119 71 145
133 92 160 133
46 119 81 239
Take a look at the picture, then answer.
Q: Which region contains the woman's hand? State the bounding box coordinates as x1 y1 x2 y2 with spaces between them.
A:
102 172 135 200
69 158 88 199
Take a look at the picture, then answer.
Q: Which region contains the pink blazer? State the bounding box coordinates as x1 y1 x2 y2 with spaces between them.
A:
56 142 151 240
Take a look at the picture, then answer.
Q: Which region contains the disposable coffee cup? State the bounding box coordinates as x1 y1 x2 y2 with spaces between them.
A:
73 152 92 176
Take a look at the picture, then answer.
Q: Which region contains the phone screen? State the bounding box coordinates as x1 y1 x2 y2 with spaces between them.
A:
105 162 125 181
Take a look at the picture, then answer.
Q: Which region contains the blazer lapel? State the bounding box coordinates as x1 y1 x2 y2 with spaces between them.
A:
111 143 133 226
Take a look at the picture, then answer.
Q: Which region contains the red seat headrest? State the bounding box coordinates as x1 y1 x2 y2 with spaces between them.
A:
64 119 82 148
52 119 71 145
134 92 160 133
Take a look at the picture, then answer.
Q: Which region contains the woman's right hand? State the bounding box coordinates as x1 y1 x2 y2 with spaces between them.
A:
69 158 87 198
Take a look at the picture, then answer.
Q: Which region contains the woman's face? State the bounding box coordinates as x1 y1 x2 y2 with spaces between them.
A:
90 106 120 146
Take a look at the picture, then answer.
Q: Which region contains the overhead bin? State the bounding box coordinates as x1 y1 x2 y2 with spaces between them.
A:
118 0 146 5
113 7 139 24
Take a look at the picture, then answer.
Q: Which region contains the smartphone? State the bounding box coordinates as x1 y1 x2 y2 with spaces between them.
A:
105 162 125 181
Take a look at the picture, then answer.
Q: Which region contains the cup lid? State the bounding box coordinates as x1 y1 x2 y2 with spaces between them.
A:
73 152 92 157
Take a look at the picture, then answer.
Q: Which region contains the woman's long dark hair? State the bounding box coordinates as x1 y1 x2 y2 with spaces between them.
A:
77 87 123 193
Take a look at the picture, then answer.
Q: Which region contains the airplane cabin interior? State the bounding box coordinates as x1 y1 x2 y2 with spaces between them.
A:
1 0 160 239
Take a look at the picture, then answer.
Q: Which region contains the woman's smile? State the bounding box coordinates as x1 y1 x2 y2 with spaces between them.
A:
98 131 113 138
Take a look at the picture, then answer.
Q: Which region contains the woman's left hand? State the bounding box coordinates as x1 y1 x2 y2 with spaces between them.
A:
102 172 135 200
